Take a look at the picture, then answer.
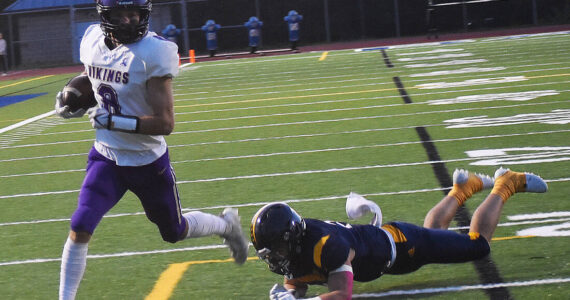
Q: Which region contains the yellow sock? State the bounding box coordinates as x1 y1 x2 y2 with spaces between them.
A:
468 232 481 240
448 173 484 206
491 170 527 203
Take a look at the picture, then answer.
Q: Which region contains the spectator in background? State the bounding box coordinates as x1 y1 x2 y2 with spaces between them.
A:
161 24 181 44
202 20 221 57
244 16 263 54
0 32 8 75
284 10 303 51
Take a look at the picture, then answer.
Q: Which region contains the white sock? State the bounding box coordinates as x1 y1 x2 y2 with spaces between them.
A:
59 237 88 300
183 211 230 238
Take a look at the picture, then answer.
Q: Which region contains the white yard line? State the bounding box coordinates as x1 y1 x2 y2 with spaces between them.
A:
2 88 568 145
0 209 568 265
3 129 568 179
172 63 570 99
173 47 570 88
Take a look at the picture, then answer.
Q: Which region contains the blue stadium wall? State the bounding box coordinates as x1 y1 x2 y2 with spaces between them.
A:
0 0 568 68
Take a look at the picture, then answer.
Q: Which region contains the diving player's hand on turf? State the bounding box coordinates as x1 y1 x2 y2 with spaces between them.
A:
55 91 86 118
88 106 109 129
269 284 296 300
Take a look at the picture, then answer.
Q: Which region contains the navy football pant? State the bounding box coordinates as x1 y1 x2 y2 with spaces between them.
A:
384 221 490 274
70 147 186 243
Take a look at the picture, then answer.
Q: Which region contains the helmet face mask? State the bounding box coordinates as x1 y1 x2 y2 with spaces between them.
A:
96 0 152 44
256 247 292 275
250 203 306 276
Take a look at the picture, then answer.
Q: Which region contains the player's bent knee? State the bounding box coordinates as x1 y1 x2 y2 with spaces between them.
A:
156 219 187 243
159 228 184 243
160 233 180 243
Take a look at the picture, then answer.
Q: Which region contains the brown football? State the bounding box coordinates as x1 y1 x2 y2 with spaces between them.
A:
62 75 97 112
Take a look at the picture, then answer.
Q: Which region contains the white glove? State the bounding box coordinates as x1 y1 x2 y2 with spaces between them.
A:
54 91 86 118
269 284 296 300
87 106 109 129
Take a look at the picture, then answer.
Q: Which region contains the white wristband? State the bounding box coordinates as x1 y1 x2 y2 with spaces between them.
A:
109 115 139 133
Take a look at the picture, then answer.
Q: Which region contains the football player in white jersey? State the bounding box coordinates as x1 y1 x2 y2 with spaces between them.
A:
54 1 249 299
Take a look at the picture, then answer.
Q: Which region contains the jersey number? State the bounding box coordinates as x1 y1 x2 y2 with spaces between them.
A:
97 84 121 114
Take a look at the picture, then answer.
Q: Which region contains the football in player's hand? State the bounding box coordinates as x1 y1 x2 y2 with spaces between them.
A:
62 75 97 112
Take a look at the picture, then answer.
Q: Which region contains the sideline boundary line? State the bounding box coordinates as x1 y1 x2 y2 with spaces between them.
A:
352 277 570 298
0 111 55 134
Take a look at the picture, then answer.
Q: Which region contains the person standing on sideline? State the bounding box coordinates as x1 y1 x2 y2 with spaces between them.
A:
284 10 302 51
54 1 249 299
0 32 8 75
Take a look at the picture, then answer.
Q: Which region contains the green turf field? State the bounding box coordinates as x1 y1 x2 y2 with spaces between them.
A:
0 31 569 299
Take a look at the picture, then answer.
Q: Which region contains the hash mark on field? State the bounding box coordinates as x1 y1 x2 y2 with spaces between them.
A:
404 59 488 68
396 48 465 56
397 53 473 61
410 67 507 77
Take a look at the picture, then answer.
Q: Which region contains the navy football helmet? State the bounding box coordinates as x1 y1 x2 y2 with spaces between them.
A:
96 0 152 44
250 203 306 276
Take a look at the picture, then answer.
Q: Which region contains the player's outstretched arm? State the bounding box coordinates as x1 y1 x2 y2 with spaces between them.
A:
276 249 355 300
318 249 355 300
138 76 175 135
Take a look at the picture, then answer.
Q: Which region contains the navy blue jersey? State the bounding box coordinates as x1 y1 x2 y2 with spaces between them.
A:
284 220 491 285
288 219 393 283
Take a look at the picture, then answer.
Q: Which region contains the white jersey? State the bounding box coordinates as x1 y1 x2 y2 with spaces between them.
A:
80 25 179 166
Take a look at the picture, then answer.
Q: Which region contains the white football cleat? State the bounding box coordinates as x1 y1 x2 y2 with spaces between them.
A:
453 169 494 189
494 167 548 193
221 208 249 264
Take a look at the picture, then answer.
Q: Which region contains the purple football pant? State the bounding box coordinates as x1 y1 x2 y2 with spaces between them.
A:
70 147 186 243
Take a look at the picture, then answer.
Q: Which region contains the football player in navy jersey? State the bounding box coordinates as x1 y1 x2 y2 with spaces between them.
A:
54 1 248 299
251 168 547 300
